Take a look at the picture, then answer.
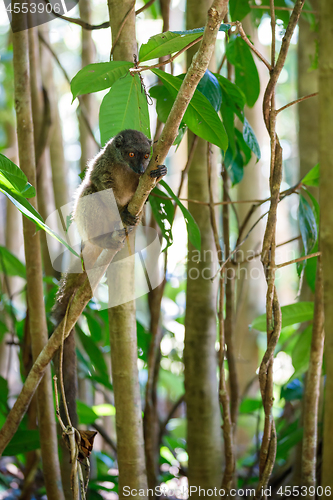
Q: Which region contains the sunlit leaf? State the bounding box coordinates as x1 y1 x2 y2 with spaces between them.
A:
71 61 133 100
99 73 150 146
139 25 230 62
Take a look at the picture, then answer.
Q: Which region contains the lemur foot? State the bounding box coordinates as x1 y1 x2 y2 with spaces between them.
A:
121 205 139 227
150 165 167 179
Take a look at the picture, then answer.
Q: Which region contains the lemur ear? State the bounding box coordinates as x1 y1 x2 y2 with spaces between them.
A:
114 135 123 148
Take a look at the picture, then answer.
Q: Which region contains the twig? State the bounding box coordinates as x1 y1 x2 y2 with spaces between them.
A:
42 0 156 30
276 92 318 114
276 251 321 269
250 4 317 15
136 0 157 15
159 395 185 444
235 22 272 71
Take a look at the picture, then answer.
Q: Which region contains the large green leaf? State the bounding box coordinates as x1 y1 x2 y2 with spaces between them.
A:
159 180 201 251
152 69 228 150
0 154 79 259
229 0 251 21
299 194 318 255
302 163 319 187
0 246 26 278
99 73 150 146
71 61 133 100
226 36 260 107
251 302 314 332
0 154 35 197
3 430 40 456
139 25 230 62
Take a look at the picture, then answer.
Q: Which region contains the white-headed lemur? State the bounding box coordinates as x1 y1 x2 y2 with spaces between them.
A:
52 129 167 426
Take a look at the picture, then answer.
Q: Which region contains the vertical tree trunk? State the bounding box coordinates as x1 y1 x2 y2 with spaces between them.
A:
107 2 148 498
319 0 333 489
184 0 223 494
12 15 64 500
79 0 98 171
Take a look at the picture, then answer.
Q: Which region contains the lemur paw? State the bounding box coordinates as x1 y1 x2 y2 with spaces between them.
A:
150 165 167 179
121 205 139 227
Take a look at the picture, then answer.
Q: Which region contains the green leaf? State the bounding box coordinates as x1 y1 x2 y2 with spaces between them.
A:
0 376 9 412
215 74 246 117
226 36 260 107
159 180 201 251
137 320 151 361
289 324 312 382
149 187 174 251
2 187 80 260
224 145 244 186
149 84 174 124
152 69 228 150
229 0 251 21
239 398 262 414
302 163 319 187
3 430 40 456
99 73 150 146
281 379 304 401
276 426 303 460
299 194 318 255
0 153 35 198
242 117 261 160
221 101 236 156
196 70 222 113
0 246 26 278
251 302 314 332
77 327 109 383
71 61 133 100
235 128 252 165
77 400 98 425
139 25 230 62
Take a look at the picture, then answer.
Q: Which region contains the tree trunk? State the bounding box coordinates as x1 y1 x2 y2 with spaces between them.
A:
184 0 223 493
107 1 148 498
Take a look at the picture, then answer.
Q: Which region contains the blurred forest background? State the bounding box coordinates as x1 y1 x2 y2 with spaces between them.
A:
0 0 332 498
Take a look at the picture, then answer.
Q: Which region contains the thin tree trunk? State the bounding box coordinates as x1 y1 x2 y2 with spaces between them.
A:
79 0 98 171
319 0 333 489
301 257 324 491
12 14 64 500
107 1 148 498
184 0 223 494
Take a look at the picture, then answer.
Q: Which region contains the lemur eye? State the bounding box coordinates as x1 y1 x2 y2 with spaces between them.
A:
144 153 150 159
129 152 135 157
